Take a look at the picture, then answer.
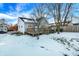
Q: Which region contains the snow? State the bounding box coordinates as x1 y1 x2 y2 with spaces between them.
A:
48 18 55 23
23 19 34 23
71 17 79 24
0 32 79 56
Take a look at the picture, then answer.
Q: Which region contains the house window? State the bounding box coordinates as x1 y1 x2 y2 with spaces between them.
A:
1 25 3 28
19 26 20 28
21 26 23 28
1 29 3 31
5 29 7 31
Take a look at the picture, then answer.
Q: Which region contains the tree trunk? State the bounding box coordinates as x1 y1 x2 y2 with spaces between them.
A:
37 23 39 40
56 22 60 34
56 4 61 34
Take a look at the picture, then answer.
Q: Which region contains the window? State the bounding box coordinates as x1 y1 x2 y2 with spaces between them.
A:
2 26 3 27
5 29 7 31
21 26 23 28
19 26 20 28
1 29 3 31
0 24 2 25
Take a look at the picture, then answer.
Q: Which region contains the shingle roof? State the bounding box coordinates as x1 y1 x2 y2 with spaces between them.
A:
19 17 35 23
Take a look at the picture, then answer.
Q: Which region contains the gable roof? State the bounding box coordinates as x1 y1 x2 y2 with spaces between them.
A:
39 17 48 23
19 17 34 20
73 23 79 25
19 17 35 23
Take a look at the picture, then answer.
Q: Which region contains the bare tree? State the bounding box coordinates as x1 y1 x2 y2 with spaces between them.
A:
46 3 73 34
31 3 47 39
62 3 72 25
31 3 73 36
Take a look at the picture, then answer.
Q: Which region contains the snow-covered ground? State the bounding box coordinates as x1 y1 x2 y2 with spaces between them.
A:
0 32 79 56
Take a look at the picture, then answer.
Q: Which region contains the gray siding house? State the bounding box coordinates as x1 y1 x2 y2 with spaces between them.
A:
0 19 7 32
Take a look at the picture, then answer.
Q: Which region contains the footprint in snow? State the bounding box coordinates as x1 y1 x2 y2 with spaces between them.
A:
40 46 48 51
40 46 45 48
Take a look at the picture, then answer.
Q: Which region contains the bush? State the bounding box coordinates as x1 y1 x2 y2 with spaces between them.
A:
11 32 23 36
56 28 63 32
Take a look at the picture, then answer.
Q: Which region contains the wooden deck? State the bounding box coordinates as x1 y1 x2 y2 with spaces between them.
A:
26 28 50 36
26 31 42 36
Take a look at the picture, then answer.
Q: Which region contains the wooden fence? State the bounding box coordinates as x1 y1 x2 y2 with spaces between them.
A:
61 25 79 32
51 25 79 32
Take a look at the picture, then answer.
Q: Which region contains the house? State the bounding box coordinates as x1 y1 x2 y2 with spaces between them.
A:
18 16 50 34
49 20 72 32
49 19 79 32
18 17 36 34
7 24 18 31
38 17 50 33
0 19 7 33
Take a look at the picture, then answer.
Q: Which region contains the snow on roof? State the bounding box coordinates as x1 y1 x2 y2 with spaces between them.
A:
48 18 55 24
71 17 79 24
19 17 34 23
72 20 79 24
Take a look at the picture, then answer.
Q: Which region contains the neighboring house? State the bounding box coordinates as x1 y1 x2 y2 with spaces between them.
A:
49 21 72 32
7 24 18 31
18 16 50 34
38 17 50 33
39 17 49 28
0 19 7 33
61 17 79 32
49 20 79 32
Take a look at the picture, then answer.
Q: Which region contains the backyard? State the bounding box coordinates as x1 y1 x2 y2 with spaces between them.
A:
0 32 79 56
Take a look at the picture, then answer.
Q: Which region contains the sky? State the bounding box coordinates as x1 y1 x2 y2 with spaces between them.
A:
0 3 36 14
0 3 79 25
0 3 37 25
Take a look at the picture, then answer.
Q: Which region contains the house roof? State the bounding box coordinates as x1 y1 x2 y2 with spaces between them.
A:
73 23 79 25
71 16 79 24
19 17 34 20
19 17 35 23
48 18 55 24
